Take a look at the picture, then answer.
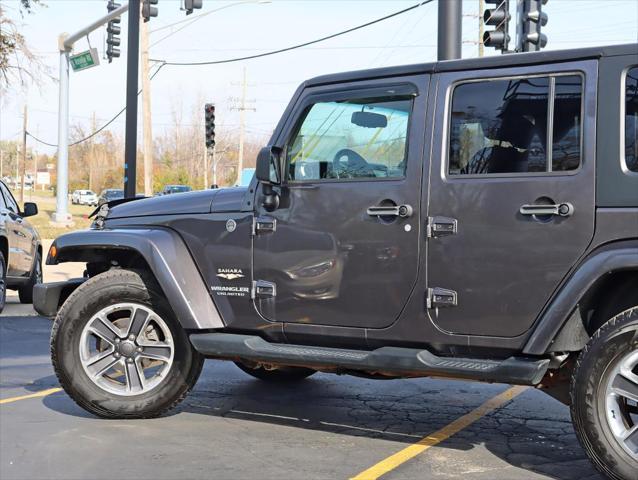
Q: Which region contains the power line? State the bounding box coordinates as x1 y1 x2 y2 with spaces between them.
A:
26 63 167 148
151 0 435 66
26 0 436 148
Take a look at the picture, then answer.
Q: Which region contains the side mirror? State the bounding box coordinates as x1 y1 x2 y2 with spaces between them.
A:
256 146 282 212
22 202 38 218
256 146 280 184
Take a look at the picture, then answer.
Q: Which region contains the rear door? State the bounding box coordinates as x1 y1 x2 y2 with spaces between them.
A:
427 60 597 337
253 75 429 329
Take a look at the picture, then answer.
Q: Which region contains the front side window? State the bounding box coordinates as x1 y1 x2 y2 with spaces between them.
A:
449 74 582 175
625 66 638 173
287 96 412 181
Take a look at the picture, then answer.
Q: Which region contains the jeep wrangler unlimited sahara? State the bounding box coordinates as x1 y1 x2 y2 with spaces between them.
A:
36 44 637 479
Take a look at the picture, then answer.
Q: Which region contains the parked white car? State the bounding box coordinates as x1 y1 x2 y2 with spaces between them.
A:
71 189 98 206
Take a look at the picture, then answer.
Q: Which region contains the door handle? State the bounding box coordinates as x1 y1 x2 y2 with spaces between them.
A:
367 204 413 218
519 202 574 217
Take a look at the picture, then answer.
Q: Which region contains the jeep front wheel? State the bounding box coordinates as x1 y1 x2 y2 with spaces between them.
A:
51 269 204 419
571 306 638 480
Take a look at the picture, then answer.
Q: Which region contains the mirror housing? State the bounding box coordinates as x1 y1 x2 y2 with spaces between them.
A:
22 202 38 218
351 111 387 128
256 146 282 211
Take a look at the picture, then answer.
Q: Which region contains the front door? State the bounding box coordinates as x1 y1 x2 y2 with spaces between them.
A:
427 61 597 337
253 76 429 329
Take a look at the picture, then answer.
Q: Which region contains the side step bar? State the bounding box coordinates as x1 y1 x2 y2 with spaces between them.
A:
189 333 550 386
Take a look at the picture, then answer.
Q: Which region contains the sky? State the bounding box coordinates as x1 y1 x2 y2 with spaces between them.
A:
1 0 637 156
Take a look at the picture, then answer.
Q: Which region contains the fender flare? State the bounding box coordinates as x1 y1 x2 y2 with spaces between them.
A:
523 241 638 355
49 227 224 330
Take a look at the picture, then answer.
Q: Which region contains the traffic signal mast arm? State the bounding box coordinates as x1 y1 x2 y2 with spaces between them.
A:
61 2 129 53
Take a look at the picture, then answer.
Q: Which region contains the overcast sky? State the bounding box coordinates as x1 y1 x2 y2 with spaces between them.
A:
1 0 637 156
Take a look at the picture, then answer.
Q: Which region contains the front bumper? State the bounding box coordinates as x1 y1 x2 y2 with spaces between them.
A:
33 278 86 317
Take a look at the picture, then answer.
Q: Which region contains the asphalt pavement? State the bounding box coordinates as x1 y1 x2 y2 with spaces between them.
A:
0 312 604 480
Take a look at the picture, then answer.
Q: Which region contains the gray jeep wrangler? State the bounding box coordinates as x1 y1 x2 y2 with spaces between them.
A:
37 43 637 480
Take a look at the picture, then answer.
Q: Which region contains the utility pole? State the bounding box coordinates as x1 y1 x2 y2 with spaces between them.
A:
438 0 462 60
141 15 154 197
89 113 96 190
238 67 247 183
479 0 485 57
33 125 38 194
124 0 141 198
230 67 256 185
20 105 27 204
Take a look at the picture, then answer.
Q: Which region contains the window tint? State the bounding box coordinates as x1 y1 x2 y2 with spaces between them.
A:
625 67 638 173
449 75 582 175
287 97 412 181
0 185 6 209
552 76 582 171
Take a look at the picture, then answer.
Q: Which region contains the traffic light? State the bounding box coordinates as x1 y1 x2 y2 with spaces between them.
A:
106 0 121 63
142 0 159 22
519 0 548 52
483 0 510 52
184 0 203 15
205 103 215 149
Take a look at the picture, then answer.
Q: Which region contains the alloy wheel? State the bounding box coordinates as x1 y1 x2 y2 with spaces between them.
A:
79 303 175 396
605 349 638 461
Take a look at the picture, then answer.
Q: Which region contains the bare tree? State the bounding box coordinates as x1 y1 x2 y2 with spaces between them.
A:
0 0 51 91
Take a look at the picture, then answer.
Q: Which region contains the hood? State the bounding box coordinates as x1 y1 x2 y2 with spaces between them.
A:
106 189 220 219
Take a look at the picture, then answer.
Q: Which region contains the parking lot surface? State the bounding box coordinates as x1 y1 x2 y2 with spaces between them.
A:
1 314 603 480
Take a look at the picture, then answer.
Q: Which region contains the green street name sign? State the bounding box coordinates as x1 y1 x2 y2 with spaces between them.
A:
69 48 100 72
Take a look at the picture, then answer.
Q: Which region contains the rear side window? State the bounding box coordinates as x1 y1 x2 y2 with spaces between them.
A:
448 74 583 175
625 66 638 173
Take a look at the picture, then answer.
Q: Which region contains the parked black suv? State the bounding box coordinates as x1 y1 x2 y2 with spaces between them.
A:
37 44 638 480
0 180 42 312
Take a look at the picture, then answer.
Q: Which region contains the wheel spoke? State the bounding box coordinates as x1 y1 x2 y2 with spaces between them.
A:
138 343 172 362
126 308 150 339
622 424 638 454
125 359 145 392
86 353 120 379
612 374 638 403
88 315 121 345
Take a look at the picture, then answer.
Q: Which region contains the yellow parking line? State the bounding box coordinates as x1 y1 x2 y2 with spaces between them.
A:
0 387 63 405
350 385 528 480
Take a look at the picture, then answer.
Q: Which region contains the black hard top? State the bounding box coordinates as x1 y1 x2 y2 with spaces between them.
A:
305 43 638 87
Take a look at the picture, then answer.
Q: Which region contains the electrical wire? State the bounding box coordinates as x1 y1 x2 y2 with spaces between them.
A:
27 0 435 147
151 0 435 66
26 62 167 148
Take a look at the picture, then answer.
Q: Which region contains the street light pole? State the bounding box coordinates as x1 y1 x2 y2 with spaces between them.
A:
124 0 141 198
438 0 462 61
53 3 129 223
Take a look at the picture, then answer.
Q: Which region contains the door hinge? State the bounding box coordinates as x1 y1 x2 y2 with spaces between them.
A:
426 216 457 238
426 287 458 309
252 280 277 299
252 216 277 236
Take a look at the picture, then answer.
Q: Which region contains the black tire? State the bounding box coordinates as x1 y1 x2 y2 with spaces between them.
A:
571 306 638 480
51 268 204 419
18 250 42 304
0 250 6 314
235 361 315 382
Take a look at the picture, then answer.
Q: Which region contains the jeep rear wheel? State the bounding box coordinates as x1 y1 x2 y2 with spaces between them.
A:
235 362 315 382
51 269 204 419
571 306 638 480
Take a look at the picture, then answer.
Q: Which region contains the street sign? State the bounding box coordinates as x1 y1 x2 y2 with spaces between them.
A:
69 48 100 72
